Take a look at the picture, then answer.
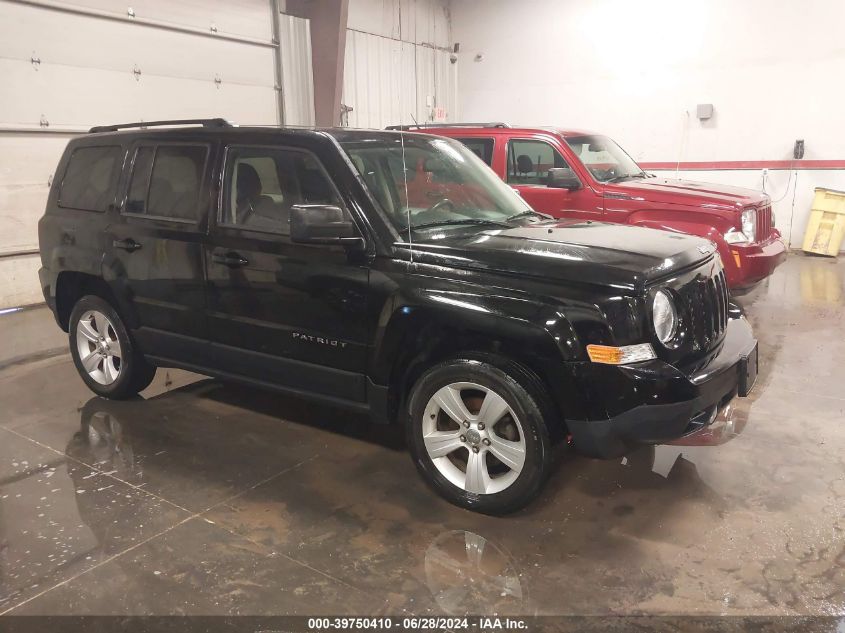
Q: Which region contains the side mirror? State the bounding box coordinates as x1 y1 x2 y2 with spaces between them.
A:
290 204 364 249
547 168 581 190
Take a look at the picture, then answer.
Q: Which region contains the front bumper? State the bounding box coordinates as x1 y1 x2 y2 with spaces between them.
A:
723 235 787 291
567 317 758 459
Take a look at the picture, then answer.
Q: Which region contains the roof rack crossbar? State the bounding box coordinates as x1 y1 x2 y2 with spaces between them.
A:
385 122 509 131
89 118 234 133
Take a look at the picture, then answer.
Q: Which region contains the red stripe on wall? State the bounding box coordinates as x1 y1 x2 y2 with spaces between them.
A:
639 160 845 171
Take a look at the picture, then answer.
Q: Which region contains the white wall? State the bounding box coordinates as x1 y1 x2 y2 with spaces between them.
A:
343 0 456 128
451 0 845 250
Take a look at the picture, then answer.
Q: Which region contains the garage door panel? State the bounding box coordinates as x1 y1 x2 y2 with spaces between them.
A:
0 254 43 307
0 59 276 127
0 3 275 88
0 183 49 253
4 0 274 42
0 134 71 187
0 0 282 309
128 0 273 41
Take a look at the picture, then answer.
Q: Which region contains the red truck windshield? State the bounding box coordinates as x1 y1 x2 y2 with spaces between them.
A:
341 135 533 233
564 135 645 183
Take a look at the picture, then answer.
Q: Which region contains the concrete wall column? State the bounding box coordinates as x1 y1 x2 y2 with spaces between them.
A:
288 0 349 126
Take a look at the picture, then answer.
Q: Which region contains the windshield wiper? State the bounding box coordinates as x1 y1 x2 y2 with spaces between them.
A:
505 210 553 222
605 172 648 183
410 218 512 231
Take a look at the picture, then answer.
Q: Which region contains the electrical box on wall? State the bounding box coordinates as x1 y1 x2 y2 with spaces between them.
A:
696 104 714 120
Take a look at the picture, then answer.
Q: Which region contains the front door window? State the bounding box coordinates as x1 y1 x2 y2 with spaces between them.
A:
506 139 571 186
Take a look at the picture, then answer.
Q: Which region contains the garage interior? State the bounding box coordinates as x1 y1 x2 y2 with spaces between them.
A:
1 0 844 624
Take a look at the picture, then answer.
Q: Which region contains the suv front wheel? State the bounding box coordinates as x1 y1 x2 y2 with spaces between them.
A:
407 358 554 515
69 295 156 399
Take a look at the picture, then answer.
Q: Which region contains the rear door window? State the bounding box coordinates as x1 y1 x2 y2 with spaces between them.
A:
453 137 495 166
58 145 122 211
125 144 208 221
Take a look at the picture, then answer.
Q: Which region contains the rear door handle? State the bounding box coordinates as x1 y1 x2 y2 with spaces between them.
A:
212 252 249 267
113 238 142 252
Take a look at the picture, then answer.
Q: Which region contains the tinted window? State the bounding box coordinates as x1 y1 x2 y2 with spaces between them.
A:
454 137 494 166
221 147 342 234
125 145 207 220
506 139 571 185
59 146 122 211
126 147 154 214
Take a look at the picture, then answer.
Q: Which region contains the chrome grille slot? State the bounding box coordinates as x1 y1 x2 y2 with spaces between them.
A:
679 265 729 353
756 204 772 242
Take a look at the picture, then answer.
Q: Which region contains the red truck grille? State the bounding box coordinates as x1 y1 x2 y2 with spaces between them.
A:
756 204 772 242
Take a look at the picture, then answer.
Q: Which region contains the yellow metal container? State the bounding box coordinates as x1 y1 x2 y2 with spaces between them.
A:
802 187 845 256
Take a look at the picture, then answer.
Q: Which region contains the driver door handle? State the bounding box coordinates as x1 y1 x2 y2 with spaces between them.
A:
212 252 249 267
113 238 142 252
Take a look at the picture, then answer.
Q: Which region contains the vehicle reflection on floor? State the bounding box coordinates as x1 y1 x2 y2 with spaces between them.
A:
424 530 523 615
65 389 744 617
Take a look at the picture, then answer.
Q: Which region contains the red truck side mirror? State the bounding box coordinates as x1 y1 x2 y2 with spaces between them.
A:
547 168 581 190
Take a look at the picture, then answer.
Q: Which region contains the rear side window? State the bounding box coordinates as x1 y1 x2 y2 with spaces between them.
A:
125 145 208 221
454 137 494 166
58 146 122 211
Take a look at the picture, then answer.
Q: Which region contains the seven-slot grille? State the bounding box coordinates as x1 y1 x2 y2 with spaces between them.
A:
680 266 730 353
756 204 772 242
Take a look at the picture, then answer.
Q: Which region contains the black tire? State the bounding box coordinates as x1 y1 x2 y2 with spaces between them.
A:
406 357 555 515
68 295 156 399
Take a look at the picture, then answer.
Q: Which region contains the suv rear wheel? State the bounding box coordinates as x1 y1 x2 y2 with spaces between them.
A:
407 357 554 515
69 295 156 399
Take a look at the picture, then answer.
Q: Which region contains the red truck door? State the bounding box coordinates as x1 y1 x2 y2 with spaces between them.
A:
504 137 602 220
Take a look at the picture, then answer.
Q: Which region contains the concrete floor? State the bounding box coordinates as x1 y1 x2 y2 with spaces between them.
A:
0 254 843 617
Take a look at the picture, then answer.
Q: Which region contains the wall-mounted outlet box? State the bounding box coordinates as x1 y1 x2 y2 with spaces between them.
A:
696 104 714 120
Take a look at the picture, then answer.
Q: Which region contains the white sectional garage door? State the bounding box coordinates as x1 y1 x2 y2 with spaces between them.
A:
0 0 286 308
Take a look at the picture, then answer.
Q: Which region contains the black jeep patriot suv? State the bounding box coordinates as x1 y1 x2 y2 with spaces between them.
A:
38 119 759 514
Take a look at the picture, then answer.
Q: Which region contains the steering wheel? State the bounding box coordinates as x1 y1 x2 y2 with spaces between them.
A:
424 198 455 215
601 166 619 180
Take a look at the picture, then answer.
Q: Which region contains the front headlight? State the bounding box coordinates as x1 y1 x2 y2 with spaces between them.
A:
741 208 757 243
652 290 678 345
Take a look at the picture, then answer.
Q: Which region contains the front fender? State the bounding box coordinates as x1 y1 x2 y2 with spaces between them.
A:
368 285 595 387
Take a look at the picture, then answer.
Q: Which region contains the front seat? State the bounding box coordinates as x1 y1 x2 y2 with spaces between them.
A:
235 164 271 224
516 154 534 180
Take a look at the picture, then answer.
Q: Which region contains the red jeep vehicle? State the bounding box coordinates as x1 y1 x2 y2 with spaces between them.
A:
388 123 786 291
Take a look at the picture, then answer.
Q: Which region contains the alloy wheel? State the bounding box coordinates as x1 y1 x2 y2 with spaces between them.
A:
422 382 526 495
75 310 122 385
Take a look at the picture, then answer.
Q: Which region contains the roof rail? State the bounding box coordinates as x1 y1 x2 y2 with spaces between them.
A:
89 118 234 133
385 122 509 131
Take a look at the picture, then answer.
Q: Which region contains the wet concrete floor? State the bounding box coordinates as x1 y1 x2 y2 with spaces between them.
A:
0 254 842 616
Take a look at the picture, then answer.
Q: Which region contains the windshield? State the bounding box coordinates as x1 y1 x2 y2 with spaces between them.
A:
340 135 534 234
564 135 645 183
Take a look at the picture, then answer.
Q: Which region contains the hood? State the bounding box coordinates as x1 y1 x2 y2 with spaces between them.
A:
409 221 716 290
609 178 769 212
